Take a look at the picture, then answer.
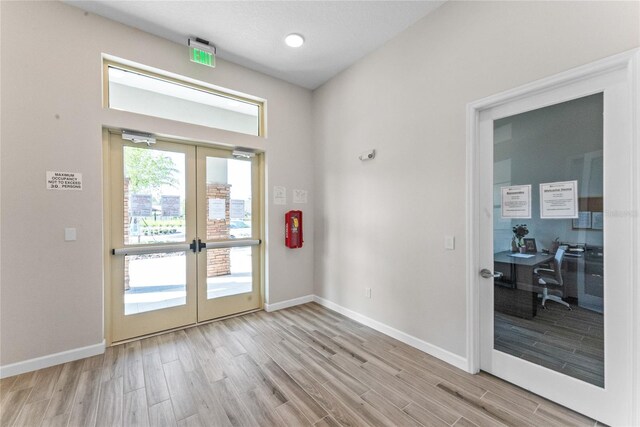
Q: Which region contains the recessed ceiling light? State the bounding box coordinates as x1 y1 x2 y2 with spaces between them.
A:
285 33 304 48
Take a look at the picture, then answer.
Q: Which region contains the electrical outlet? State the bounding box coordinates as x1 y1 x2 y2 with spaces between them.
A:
365 288 371 299
65 228 77 241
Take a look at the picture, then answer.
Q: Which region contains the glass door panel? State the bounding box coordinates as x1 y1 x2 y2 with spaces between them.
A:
204 156 254 240
197 148 261 322
121 145 190 317
123 146 186 245
125 252 187 315
109 132 197 342
206 246 253 299
491 94 604 387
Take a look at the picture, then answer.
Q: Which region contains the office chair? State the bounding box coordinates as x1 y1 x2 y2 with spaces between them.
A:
534 246 571 310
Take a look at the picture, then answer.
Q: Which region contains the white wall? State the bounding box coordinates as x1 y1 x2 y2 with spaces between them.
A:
0 1 314 366
312 1 639 358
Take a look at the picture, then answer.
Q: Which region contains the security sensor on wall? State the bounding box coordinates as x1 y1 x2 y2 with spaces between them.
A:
359 149 375 161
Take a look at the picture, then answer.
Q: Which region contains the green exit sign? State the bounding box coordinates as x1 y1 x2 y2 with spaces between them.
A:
190 48 215 67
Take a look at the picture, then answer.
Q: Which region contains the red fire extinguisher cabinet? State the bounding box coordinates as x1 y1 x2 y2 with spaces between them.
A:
285 210 303 248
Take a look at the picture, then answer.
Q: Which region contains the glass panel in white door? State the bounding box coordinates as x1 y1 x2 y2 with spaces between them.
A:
492 94 604 387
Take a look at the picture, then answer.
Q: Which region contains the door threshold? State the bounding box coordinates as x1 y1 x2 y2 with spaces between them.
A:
110 307 263 347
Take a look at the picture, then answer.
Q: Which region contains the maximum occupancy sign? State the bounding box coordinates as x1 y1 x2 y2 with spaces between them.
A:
46 171 82 190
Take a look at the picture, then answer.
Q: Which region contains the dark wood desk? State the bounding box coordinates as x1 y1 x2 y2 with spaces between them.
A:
494 251 555 288
493 251 555 319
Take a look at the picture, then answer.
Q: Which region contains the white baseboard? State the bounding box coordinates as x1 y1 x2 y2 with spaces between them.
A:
264 294 314 312
313 296 469 372
0 341 106 379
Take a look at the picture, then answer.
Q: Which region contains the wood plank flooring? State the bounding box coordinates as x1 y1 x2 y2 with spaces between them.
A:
1 303 600 427
495 303 604 387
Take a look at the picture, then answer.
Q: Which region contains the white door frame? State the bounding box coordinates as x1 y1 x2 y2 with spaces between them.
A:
465 49 640 425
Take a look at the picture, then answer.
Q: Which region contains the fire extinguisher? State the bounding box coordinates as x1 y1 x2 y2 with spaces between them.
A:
285 210 303 248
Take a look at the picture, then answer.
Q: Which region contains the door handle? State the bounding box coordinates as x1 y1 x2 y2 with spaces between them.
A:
480 268 503 279
112 243 190 256
189 238 206 253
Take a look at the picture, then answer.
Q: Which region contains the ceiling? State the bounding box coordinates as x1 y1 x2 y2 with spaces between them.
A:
65 1 445 89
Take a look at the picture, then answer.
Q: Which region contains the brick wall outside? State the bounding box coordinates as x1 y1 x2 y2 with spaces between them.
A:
207 183 231 277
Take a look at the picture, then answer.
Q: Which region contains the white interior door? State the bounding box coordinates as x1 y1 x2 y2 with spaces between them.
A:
477 59 635 425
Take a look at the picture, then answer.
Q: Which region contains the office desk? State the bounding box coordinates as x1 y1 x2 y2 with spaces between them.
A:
494 251 555 289
493 251 555 319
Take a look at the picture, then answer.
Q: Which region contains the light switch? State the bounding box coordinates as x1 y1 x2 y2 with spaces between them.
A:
445 235 455 250
65 228 77 241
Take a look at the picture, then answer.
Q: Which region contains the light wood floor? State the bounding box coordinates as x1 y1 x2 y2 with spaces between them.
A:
1 303 600 427
495 302 604 387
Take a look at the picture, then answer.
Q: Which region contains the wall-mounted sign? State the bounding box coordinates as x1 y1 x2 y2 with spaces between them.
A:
274 186 286 205
208 198 226 220
130 194 152 217
46 171 82 190
501 185 531 218
161 195 181 217
293 189 308 204
540 180 578 219
230 200 245 219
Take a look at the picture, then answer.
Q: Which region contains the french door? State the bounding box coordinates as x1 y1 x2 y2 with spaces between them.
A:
474 54 636 426
196 146 261 321
108 131 261 343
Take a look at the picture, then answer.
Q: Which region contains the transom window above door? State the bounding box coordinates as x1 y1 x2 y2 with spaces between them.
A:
104 61 265 136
